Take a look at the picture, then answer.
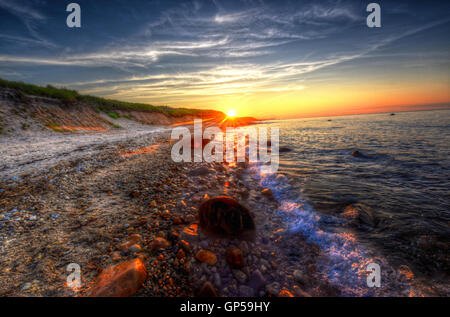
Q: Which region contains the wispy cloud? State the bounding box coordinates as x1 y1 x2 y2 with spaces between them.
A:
0 0 56 48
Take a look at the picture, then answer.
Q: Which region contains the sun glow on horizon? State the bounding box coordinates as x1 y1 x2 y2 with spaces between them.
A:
226 109 236 117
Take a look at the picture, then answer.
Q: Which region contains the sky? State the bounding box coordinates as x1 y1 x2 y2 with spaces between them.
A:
0 0 449 119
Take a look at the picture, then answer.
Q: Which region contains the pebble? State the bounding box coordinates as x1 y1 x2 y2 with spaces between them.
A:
232 269 247 284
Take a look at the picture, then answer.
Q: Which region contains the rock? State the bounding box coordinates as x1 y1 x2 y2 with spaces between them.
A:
342 203 376 227
266 282 280 296
195 249 218 265
188 166 211 177
197 281 218 297
176 249 186 259
351 150 370 159
213 273 221 288
226 247 245 269
172 216 183 225
88 259 147 297
279 147 292 153
118 234 142 252
198 196 255 236
293 269 308 284
261 188 275 200
232 269 247 284
248 269 266 291
129 244 141 253
239 285 255 297
278 289 294 297
150 237 171 250
239 241 249 253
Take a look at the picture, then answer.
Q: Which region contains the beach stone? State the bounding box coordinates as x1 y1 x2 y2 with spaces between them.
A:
188 166 211 177
197 281 218 297
266 282 280 296
213 273 222 288
118 234 142 252
293 269 308 284
232 269 247 284
150 237 170 250
248 269 266 291
239 285 255 297
195 249 218 265
129 244 141 253
226 247 245 269
88 258 147 297
198 196 255 236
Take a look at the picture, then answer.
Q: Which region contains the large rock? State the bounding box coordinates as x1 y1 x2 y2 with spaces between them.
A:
88 259 147 297
198 196 255 236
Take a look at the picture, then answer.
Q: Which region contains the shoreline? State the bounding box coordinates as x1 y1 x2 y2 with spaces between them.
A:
0 125 441 297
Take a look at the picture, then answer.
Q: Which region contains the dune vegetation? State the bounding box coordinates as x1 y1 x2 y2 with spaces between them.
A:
0 78 221 118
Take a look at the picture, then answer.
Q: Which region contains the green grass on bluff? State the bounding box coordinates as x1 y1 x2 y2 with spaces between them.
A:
0 78 220 118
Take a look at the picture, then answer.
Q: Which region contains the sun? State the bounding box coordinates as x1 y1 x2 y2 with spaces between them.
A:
226 110 236 118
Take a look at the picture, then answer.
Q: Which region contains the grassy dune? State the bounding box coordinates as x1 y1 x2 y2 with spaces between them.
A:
0 78 222 118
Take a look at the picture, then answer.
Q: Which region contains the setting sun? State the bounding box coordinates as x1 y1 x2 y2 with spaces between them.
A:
226 110 236 117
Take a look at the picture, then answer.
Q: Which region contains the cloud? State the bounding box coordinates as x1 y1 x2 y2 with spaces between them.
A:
0 0 56 48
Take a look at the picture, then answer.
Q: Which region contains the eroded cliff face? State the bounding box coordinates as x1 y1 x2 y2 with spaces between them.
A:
0 88 215 137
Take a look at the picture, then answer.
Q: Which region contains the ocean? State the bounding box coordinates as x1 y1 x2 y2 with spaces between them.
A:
251 109 450 295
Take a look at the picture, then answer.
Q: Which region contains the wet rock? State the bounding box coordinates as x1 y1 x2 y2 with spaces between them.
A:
198 196 255 236
226 247 245 269
150 237 171 250
261 188 275 200
88 258 147 297
342 203 376 227
188 166 211 177
197 281 218 297
279 147 293 153
351 150 370 159
195 249 218 265
248 269 266 291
